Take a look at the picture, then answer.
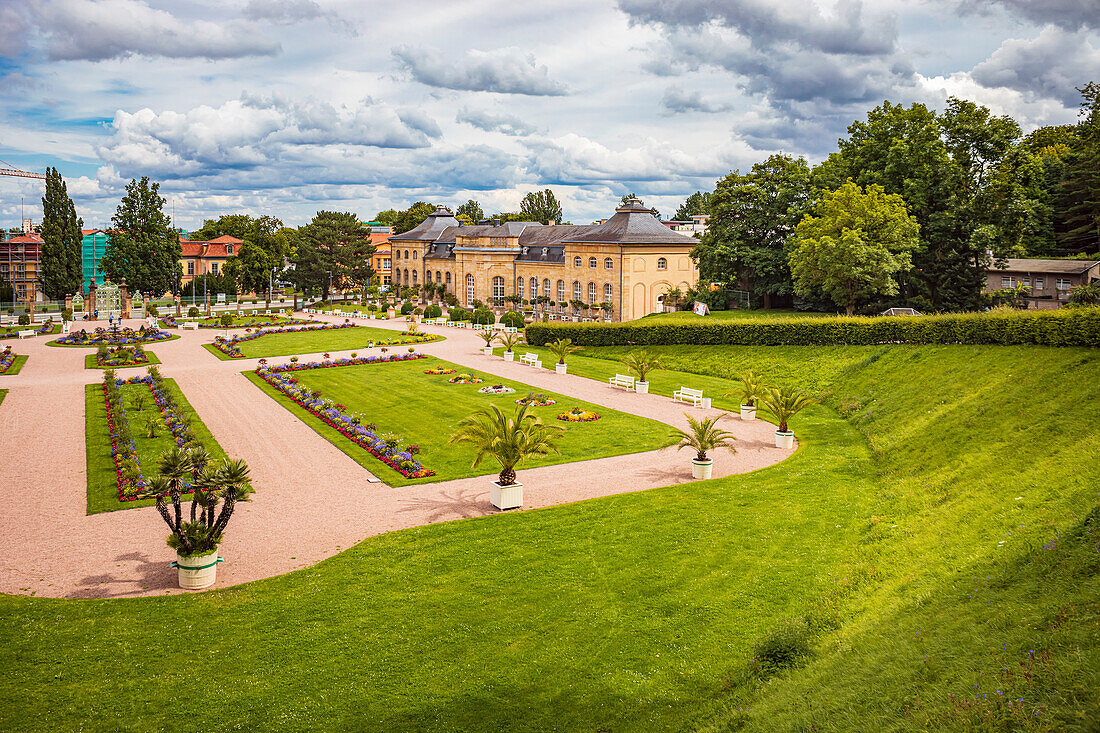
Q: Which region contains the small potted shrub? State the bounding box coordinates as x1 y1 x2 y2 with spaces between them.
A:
733 371 767 421
621 349 663 394
548 338 578 375
759 385 817 449
448 404 564 510
479 329 497 356
496 331 524 361
188 306 200 318
669 413 737 479
413 307 423 322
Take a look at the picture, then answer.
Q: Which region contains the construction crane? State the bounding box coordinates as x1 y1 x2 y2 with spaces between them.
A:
0 159 45 180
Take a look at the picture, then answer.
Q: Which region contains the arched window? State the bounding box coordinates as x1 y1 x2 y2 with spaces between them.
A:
604 257 613 270
445 271 452 285
556 280 565 303
404 269 409 285
412 270 417 285
574 256 582 267
492 276 505 302
530 277 538 299
543 278 551 299
517 277 524 299
604 283 613 301
413 251 418 259
405 250 410 260
436 271 441 283
657 257 667 270
466 273 475 306
395 250 400 260
589 257 597 268
588 282 597 303
573 281 581 301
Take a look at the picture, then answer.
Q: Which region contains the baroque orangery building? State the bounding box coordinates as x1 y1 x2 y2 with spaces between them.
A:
388 200 699 322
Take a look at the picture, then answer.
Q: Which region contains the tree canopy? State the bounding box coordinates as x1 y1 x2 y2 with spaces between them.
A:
39 166 84 298
289 211 374 301
456 200 484 223
674 191 712 220
100 177 181 296
519 189 563 224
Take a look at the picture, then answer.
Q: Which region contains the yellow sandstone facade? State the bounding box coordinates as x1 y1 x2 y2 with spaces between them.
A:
389 201 698 322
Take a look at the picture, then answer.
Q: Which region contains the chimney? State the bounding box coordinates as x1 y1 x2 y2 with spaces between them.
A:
548 219 556 226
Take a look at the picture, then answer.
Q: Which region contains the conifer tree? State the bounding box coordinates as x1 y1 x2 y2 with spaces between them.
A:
39 167 84 298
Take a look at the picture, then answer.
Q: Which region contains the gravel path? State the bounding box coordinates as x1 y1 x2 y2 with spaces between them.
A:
0 315 793 598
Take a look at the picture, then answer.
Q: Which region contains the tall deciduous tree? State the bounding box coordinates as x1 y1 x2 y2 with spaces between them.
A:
393 202 435 234
189 214 283 242
674 191 712 220
456 199 484 223
291 211 373 301
520 189 563 224
101 177 181 296
788 181 919 316
1054 82 1100 254
693 154 813 307
39 166 84 298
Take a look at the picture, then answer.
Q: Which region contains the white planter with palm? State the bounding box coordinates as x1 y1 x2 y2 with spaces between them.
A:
621 350 663 395
448 404 565 511
496 331 524 362
759 385 816 450
669 414 737 479
548 338 579 375
479 328 497 356
730 370 767 421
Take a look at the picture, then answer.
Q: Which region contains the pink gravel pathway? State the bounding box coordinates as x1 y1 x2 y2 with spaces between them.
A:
0 315 792 598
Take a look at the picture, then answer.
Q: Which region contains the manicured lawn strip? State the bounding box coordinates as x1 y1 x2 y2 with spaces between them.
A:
165 314 304 329
0 324 60 338
637 309 833 323
83 378 233 514
245 355 675 485
202 325 443 360
0 354 28 375
0 388 6 406
0 402 876 733
83 352 161 370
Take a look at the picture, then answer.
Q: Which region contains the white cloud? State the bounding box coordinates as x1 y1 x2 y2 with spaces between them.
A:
971 26 1100 105
456 108 539 136
393 46 569 96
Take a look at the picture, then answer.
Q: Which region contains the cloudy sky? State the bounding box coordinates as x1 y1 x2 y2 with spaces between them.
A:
0 0 1097 230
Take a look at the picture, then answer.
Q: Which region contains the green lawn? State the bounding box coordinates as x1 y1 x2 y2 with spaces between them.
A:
166 314 302 329
4 344 1100 732
636 308 832 323
83 378 234 514
202 325 443 360
0 324 60 338
47 332 180 348
245 355 675 485
83 352 161 369
0 388 6 406
0 354 28 375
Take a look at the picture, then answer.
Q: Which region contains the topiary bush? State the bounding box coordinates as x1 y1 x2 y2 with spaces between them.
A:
17 313 30 326
424 304 442 319
61 307 73 321
500 311 525 329
524 308 1100 348
400 301 415 315
448 307 469 322
187 306 200 318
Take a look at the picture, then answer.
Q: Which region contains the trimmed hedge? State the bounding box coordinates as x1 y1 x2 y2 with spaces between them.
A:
500 310 525 329
424 304 442 319
524 308 1100 348
471 307 495 326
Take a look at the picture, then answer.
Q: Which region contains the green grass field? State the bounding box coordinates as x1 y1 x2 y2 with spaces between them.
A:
83 378 234 514
202 325 443 360
167 314 301 328
245 355 674 485
4 344 1099 732
636 308 832 324
0 354 28 375
83 352 161 369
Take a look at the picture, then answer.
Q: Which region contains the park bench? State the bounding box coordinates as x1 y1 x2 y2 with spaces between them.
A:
673 386 706 408
609 373 635 391
520 353 540 367
17 329 35 339
182 321 199 330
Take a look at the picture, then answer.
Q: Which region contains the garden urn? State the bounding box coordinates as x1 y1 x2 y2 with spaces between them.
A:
490 481 523 510
691 458 714 480
483 346 495 356
775 430 795 450
555 363 567 375
172 549 223 590
387 308 396 319
635 380 650 394
740 404 756 421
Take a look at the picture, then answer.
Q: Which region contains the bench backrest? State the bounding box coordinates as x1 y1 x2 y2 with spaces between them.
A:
680 387 703 397
614 374 635 383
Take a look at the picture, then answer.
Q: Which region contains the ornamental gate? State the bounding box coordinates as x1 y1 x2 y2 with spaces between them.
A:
97 281 122 318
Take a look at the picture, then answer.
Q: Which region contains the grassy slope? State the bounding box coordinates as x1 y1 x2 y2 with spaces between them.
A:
201 326 442 360
83 352 161 369
83 378 234 514
0 354 28 375
244 355 674 485
2 345 1098 732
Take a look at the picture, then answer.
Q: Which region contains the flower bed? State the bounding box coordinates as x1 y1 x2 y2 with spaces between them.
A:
557 407 601 422
425 367 456 375
96 345 150 367
516 393 556 406
57 326 172 347
477 384 515 394
255 352 436 478
448 373 483 384
1 321 58 339
0 347 16 374
212 322 357 358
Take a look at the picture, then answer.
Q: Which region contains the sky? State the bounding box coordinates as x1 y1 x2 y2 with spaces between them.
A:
0 0 1097 231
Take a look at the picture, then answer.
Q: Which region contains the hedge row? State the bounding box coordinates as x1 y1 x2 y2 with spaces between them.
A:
524 308 1100 348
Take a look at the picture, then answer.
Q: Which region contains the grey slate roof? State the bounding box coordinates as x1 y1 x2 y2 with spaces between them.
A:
388 206 460 242
997 258 1100 274
565 200 698 245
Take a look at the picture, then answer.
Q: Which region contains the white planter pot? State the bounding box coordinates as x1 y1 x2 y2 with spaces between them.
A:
386 310 396 319
490 481 523 510
691 458 714 479
740 405 757 421
775 430 795 450
503 351 514 361
173 549 222 590
635 381 649 394
482 346 495 356
414 315 422 323
555 363 567 375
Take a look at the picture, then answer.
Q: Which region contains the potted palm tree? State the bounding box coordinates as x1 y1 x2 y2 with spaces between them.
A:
496 331 524 361
548 338 579 374
759 385 816 449
147 446 252 589
621 350 663 394
479 328 497 356
448 404 565 510
669 413 737 479
732 370 767 421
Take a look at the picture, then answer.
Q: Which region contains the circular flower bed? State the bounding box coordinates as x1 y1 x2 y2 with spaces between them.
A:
425 368 456 375
477 384 515 394
557 406 601 422
515 393 556 407
448 373 483 384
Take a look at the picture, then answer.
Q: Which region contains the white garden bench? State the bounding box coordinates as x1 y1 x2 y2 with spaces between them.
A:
502 326 518 333
182 321 200 330
520 353 540 367
17 329 35 339
673 386 706 408
609 373 635 391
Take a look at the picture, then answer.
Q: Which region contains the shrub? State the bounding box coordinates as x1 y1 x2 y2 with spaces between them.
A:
471 307 495 325
449 307 469 322
188 306 200 318
424 304 442 319
753 619 811 672
61 307 73 321
17 313 30 326
524 308 1100 348
147 305 159 317
413 307 423 316
500 310 525 329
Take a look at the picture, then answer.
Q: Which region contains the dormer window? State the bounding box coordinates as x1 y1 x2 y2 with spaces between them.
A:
227 245 233 255
542 247 548 256
522 246 529 255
